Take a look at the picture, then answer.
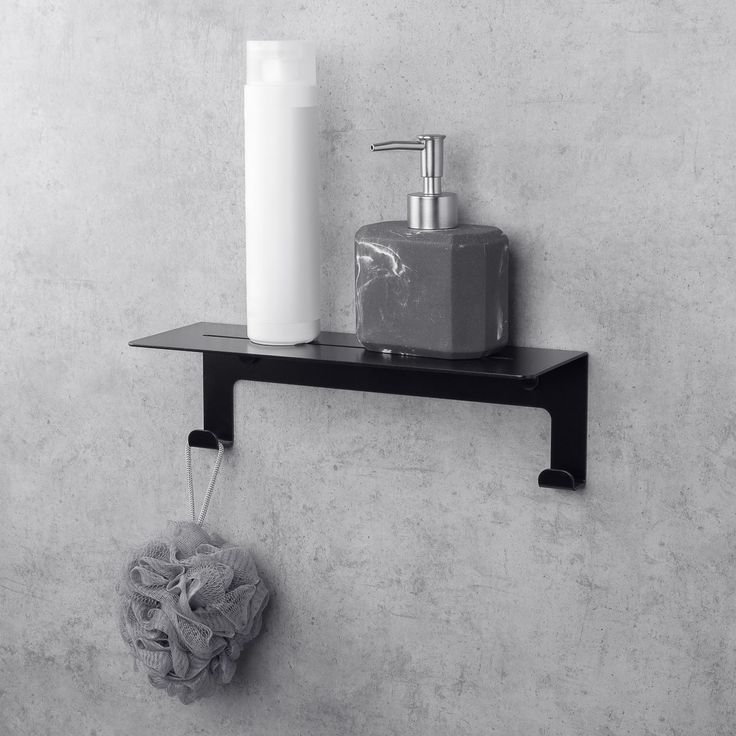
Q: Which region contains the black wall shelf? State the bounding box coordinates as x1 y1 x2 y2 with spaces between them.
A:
130 322 588 491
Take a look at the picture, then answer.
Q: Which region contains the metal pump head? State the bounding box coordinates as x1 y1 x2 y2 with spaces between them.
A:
371 134 458 230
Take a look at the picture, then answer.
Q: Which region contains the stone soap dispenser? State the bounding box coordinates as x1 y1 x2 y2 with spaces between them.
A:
355 134 509 359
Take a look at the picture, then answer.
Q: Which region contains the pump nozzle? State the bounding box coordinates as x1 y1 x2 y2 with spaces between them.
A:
370 134 457 229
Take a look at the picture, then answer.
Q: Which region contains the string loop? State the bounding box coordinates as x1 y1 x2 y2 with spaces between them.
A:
185 439 224 526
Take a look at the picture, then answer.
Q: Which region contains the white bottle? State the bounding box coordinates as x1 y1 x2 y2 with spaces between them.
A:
244 40 320 345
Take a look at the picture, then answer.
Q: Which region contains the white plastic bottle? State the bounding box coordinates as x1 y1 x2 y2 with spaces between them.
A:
244 40 320 345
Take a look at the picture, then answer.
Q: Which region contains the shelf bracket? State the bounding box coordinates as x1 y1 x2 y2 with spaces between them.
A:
197 351 587 491
130 324 588 491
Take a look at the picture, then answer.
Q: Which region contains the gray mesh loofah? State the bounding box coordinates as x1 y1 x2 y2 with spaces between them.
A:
117 521 269 703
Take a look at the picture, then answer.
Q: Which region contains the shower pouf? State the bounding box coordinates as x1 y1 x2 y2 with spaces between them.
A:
117 521 269 704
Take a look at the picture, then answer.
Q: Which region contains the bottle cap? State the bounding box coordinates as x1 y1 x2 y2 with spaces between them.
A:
246 41 316 85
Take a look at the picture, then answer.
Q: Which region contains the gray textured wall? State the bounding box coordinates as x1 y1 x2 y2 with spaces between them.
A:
1 2 735 734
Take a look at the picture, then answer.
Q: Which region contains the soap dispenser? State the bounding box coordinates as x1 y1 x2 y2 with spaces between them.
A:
355 134 509 359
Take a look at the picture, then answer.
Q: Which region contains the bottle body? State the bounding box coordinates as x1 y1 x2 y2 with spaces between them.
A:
355 221 509 359
244 41 320 345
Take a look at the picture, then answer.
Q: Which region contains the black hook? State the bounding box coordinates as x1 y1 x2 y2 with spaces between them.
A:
188 429 230 450
538 468 582 491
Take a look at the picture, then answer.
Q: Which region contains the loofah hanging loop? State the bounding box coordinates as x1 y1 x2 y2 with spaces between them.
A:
116 437 269 703
186 438 224 526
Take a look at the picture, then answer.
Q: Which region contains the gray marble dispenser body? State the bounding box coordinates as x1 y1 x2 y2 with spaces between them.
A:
355 221 509 359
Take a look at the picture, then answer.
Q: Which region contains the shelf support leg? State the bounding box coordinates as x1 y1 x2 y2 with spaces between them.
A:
536 355 588 490
202 353 240 446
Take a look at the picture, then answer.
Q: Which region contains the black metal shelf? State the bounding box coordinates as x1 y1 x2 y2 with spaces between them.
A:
130 322 588 490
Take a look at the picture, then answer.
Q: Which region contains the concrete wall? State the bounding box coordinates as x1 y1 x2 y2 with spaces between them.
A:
1 2 734 734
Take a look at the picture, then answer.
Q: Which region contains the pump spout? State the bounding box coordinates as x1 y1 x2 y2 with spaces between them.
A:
371 140 425 152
